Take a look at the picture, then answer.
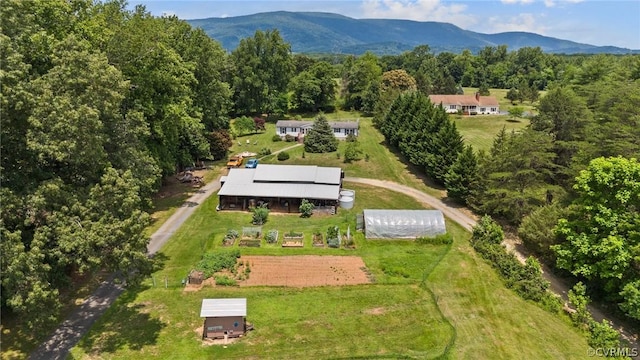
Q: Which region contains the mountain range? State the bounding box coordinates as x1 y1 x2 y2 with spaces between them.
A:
187 11 637 55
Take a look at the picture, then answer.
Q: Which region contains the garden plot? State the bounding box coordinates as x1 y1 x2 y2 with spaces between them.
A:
239 255 371 288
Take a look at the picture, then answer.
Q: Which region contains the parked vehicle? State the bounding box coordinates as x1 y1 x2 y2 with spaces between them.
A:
226 155 244 168
245 158 259 168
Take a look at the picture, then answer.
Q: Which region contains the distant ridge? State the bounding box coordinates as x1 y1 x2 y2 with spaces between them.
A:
187 11 638 55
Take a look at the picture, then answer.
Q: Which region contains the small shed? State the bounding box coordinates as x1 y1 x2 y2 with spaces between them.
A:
363 209 446 239
200 298 247 339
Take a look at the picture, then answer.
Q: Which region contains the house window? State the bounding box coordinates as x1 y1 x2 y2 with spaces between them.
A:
491 107 497 112
449 105 457 110
280 127 286 134
480 108 485 112
334 128 340 133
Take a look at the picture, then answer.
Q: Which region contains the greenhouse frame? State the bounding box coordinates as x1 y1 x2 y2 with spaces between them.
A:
363 209 447 239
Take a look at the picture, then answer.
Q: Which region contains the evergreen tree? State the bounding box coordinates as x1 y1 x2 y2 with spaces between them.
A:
445 145 480 204
304 115 338 153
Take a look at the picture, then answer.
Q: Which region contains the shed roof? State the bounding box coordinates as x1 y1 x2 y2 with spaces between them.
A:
200 298 246 318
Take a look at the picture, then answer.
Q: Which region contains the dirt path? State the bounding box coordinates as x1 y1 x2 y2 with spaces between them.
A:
345 177 639 353
29 177 223 360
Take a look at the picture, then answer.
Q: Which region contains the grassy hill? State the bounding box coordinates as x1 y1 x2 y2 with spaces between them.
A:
187 11 638 55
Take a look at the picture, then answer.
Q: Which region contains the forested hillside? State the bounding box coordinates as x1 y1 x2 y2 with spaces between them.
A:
0 0 232 327
2 0 639 338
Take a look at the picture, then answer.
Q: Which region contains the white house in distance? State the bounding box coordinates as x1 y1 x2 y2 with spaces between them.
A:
275 120 359 140
429 93 500 115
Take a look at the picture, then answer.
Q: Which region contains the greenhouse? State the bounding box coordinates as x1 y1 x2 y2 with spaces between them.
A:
363 209 447 239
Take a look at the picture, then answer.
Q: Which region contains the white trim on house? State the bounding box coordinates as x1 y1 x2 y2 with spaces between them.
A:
275 120 359 140
429 94 500 115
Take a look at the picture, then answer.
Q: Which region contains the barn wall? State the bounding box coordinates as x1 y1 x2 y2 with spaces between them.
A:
204 316 245 338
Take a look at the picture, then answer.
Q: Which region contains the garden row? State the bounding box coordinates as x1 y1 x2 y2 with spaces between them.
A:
220 226 355 249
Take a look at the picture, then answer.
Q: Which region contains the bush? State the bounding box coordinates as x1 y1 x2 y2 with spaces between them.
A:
214 275 238 286
416 233 453 245
472 215 504 245
258 147 272 156
284 134 296 142
299 199 314 218
277 151 290 161
252 205 269 225
272 135 282 142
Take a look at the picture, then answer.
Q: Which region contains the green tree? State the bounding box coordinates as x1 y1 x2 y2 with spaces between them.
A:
471 215 505 246
518 204 566 259
231 29 293 115
252 204 269 225
552 156 640 320
234 116 256 136
445 145 480 205
344 140 363 163
473 129 558 224
342 52 382 111
508 106 524 120
304 115 338 153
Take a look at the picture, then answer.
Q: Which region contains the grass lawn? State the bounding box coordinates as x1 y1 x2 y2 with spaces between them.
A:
69 181 590 359
452 115 530 152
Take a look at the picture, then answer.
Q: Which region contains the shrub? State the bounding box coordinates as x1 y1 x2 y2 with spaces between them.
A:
299 199 314 218
214 275 237 286
272 135 282 142
258 147 272 156
284 134 296 142
416 233 453 245
252 205 269 225
471 215 504 245
277 151 290 161
343 141 363 163
226 229 239 239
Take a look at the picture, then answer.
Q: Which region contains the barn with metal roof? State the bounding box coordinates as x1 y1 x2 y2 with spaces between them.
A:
200 298 248 339
218 164 343 213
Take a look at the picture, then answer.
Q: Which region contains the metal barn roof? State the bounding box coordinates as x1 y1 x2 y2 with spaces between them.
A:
364 209 447 239
217 165 342 200
200 298 247 318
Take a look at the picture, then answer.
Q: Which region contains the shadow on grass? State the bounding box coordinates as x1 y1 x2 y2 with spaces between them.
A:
378 139 446 192
74 283 165 356
505 118 522 123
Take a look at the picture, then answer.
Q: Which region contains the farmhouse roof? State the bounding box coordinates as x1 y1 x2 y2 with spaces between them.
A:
200 298 246 318
428 94 499 107
218 165 342 200
275 120 359 129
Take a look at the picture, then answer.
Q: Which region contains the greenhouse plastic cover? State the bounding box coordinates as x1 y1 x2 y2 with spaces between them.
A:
363 209 446 239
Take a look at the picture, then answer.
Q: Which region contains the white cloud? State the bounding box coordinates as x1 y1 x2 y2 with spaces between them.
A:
361 0 476 26
543 0 555 7
485 13 549 34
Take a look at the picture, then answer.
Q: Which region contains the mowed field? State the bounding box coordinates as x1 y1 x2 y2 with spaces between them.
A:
66 102 592 359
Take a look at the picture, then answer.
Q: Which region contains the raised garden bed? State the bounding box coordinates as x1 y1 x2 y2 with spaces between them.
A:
312 232 324 247
222 229 239 246
282 230 304 247
264 229 279 244
282 241 303 248
238 239 261 247
242 226 262 240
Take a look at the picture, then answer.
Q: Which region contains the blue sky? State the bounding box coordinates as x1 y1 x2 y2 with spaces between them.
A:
127 0 640 49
